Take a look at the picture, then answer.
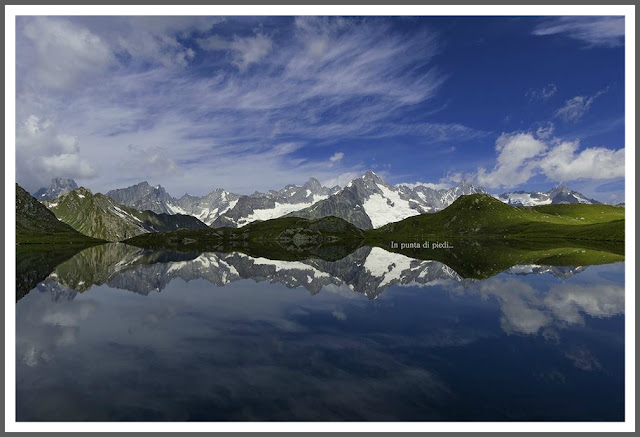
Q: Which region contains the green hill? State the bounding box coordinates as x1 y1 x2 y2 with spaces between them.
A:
44 187 209 241
16 183 102 244
368 194 624 243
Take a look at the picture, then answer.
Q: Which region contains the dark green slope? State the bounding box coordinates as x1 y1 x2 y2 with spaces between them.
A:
126 215 365 261
44 187 209 242
16 183 102 244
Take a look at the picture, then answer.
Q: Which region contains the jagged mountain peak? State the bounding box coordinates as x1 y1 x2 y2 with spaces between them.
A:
32 178 79 200
361 170 385 183
303 177 323 192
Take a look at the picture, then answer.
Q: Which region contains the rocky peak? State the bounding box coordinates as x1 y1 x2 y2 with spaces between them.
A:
32 178 79 200
303 177 323 193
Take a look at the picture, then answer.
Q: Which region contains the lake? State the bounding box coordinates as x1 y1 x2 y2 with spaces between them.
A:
16 243 625 421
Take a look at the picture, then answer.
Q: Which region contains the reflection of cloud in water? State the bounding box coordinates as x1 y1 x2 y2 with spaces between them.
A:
464 277 624 335
17 283 99 367
565 346 602 371
17 280 454 420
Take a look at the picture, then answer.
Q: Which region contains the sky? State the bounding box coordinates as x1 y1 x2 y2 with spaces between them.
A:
15 16 626 203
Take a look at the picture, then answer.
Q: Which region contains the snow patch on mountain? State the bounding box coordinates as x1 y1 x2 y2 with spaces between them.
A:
238 195 329 227
363 185 421 228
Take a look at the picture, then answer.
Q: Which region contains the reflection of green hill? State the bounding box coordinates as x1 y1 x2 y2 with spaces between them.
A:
52 243 141 291
16 244 96 301
382 238 624 279
51 243 200 292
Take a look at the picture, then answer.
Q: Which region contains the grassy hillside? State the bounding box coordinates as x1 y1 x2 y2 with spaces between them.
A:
16 183 103 244
45 187 208 241
368 194 624 243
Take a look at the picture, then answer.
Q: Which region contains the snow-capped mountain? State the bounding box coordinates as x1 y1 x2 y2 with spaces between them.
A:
170 189 240 225
290 171 486 229
106 179 337 227
496 186 599 206
33 178 78 200
106 182 240 225
211 177 341 228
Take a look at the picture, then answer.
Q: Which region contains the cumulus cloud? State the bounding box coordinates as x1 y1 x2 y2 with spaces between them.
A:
16 115 97 191
533 16 625 48
476 133 547 188
538 140 624 181
473 132 624 189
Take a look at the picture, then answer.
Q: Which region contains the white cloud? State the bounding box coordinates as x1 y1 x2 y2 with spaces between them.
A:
535 122 555 139
554 88 607 122
329 152 344 162
538 140 624 181
16 115 97 191
525 83 557 101
396 181 451 190
19 17 114 91
472 132 624 188
198 33 274 72
322 171 364 188
533 16 625 48
230 34 273 72
476 133 547 188
14 17 482 195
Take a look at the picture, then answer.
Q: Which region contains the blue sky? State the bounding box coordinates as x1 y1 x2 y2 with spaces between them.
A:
15 16 625 202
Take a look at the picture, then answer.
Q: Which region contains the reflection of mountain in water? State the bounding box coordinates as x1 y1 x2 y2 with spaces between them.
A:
47 244 468 299
19 243 625 340
505 264 588 279
20 242 616 304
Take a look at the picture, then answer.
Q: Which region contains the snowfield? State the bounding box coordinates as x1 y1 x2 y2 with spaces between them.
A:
362 184 420 228
237 195 328 227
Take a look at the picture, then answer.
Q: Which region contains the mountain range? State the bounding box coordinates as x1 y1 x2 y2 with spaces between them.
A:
497 186 599 206
28 172 611 241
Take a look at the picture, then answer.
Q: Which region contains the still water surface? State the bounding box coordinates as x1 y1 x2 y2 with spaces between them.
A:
16 243 624 421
